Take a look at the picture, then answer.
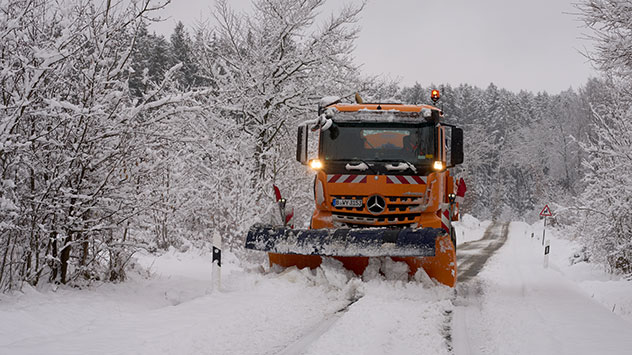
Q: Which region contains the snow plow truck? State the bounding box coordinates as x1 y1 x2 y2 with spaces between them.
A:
246 90 465 287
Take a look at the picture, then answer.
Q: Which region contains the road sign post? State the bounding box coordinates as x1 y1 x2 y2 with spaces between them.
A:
544 240 550 268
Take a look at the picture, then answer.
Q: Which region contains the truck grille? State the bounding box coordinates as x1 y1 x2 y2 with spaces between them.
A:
331 195 422 228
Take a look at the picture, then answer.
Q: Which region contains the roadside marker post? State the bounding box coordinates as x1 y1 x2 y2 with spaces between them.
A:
544 240 550 268
212 231 222 291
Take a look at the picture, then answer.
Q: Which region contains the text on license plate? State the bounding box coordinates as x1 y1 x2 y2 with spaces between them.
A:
334 199 363 208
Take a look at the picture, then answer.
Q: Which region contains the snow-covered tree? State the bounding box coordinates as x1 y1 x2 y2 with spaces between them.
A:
170 21 198 88
395 80 594 222
0 0 198 290
185 0 366 249
574 0 632 274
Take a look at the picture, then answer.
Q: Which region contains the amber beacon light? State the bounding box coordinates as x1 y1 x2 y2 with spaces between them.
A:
431 89 441 103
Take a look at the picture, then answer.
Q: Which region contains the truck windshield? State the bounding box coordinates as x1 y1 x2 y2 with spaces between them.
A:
320 123 435 163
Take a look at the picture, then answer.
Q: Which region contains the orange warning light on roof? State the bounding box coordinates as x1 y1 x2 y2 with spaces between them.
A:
431 89 440 103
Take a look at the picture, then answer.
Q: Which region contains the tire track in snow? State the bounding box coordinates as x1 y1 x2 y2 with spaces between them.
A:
450 221 510 354
274 292 363 355
275 283 454 355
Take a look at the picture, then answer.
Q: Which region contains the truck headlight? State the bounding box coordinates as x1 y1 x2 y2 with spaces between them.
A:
309 159 323 170
433 161 444 171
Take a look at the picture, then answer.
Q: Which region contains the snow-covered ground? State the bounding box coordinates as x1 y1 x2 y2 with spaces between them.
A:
1 216 631 354
0 249 454 354
452 214 492 244
452 220 632 355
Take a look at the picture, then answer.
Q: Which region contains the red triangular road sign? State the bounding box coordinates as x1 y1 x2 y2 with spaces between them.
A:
540 204 552 217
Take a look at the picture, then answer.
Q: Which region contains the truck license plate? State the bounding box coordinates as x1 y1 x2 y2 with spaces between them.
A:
334 199 363 208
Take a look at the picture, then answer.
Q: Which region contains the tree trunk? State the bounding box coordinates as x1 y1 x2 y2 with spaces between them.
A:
48 231 58 283
0 233 11 289
59 235 72 284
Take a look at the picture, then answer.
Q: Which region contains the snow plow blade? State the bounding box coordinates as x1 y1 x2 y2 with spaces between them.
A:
246 224 441 257
246 225 457 287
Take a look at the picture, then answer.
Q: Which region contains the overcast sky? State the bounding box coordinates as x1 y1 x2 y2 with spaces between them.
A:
150 0 596 94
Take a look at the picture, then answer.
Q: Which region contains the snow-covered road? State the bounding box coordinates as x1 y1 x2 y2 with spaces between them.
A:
1 217 632 355
456 222 509 282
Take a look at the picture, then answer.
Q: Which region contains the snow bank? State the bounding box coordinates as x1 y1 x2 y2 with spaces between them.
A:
453 214 491 245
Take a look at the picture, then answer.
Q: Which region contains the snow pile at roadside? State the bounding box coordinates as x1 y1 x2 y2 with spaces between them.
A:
453 214 491 245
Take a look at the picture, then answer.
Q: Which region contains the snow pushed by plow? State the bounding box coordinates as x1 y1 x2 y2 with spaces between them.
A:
0 247 454 355
301 279 454 355
265 257 456 355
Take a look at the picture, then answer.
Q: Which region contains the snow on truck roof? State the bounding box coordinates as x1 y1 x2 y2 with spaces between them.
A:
324 103 442 123
331 103 437 112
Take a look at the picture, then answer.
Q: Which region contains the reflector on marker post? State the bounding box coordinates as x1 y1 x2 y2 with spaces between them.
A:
212 231 222 290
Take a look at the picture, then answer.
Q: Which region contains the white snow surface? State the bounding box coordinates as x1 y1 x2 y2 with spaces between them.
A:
1 215 631 354
452 219 632 355
0 249 453 355
453 214 492 244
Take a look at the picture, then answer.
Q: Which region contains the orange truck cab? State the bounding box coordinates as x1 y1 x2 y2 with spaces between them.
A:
247 93 465 287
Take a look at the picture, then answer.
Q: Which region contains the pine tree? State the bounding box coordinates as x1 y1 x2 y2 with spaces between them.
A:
170 22 198 88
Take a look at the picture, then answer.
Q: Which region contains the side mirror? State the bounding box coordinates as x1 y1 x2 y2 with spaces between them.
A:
296 125 308 164
450 127 464 166
431 109 442 123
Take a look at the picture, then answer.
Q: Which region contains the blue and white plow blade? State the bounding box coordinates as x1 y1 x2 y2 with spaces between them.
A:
245 224 445 257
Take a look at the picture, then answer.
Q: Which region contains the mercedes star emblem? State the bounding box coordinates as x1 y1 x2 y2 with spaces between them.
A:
367 195 386 214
